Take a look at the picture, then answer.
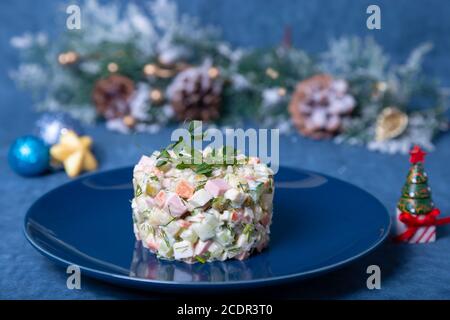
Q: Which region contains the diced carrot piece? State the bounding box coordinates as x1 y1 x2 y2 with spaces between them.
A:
175 179 195 199
231 209 244 222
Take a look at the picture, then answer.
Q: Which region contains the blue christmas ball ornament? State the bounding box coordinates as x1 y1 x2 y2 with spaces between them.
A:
8 135 50 176
34 112 83 146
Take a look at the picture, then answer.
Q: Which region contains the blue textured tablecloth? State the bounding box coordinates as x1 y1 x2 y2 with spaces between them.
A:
1 0 449 299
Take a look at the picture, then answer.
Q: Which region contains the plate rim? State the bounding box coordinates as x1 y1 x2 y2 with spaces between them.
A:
23 165 392 289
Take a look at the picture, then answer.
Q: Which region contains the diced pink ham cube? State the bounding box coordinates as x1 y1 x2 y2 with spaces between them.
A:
136 155 155 173
235 251 250 260
146 238 159 251
154 190 166 207
260 213 271 227
204 178 230 197
256 238 269 252
194 240 212 256
162 178 171 188
178 220 191 228
138 155 154 166
165 193 187 217
145 196 155 207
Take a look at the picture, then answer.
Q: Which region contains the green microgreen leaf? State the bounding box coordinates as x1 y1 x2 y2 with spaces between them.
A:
176 163 191 170
194 163 214 176
158 149 170 159
168 136 184 150
156 160 167 167
188 121 196 134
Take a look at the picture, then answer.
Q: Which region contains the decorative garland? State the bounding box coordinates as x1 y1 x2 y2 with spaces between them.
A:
10 0 448 154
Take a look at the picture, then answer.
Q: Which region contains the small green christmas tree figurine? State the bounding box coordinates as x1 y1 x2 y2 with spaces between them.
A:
397 145 433 215
394 145 449 243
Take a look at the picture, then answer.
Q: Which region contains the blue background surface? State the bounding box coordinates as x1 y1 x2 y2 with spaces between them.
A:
0 0 449 299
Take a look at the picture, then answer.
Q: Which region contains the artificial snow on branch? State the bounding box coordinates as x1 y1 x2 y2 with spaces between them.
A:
10 0 448 154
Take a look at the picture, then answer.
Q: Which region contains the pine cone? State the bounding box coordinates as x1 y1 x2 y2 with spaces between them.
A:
289 74 356 139
92 74 135 119
167 63 222 122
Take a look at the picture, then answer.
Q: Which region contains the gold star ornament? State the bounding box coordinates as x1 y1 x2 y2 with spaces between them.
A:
50 130 98 178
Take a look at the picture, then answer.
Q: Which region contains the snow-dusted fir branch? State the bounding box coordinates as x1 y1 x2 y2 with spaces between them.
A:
9 0 448 154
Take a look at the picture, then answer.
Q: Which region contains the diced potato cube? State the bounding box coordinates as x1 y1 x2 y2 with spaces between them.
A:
173 241 194 259
180 228 198 243
192 223 215 241
148 207 172 226
189 189 213 208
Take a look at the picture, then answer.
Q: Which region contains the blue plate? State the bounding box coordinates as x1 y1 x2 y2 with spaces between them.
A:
24 166 390 292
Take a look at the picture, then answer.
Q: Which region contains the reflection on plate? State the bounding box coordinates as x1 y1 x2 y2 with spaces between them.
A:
130 242 273 282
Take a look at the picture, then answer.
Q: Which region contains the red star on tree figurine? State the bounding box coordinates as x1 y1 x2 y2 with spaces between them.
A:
409 145 427 163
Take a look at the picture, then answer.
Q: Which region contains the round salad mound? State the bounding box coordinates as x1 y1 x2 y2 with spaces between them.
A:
131 145 274 264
